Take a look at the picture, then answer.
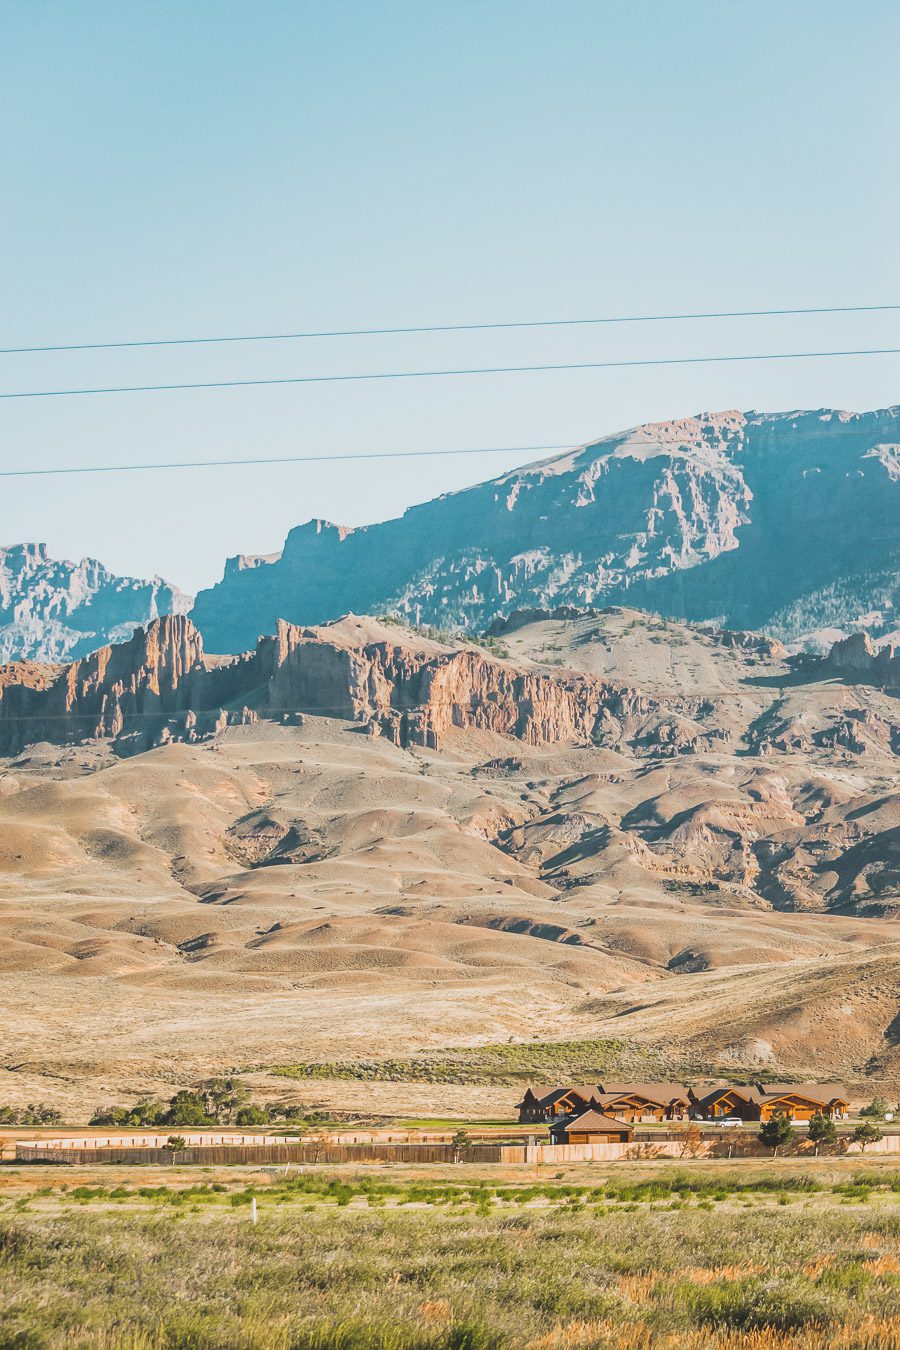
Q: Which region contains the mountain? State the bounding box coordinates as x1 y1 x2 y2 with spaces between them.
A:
191 406 900 654
0 604 898 1113
0 543 192 663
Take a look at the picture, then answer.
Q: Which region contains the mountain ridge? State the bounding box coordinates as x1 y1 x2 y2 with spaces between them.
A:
3 403 898 664
191 404 900 653
0 542 192 664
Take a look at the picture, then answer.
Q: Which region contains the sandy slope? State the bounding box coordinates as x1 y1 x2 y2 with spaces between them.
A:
0 609 897 1110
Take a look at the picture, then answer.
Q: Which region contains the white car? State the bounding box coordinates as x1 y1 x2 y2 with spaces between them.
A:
714 1117 744 1128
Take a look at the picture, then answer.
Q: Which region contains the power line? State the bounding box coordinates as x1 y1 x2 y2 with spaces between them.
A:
1 344 898 402
2 303 898 357
0 443 572 480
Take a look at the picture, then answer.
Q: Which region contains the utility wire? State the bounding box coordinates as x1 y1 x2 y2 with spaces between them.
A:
3 442 570 479
0 444 572 480
1 344 898 402
2 303 898 356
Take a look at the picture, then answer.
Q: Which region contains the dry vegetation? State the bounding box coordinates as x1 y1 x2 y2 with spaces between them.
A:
2 1160 900 1347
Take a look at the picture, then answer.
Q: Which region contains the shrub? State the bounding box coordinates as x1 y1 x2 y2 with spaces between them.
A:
852 1121 883 1152
20 1103 62 1125
683 1276 829 1332
808 1112 837 1146
235 1104 271 1125
759 1109 795 1154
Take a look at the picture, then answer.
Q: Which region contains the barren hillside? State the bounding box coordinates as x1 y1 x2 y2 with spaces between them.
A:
0 606 897 1113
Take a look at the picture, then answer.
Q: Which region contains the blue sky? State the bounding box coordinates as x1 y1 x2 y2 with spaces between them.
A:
2 1 898 593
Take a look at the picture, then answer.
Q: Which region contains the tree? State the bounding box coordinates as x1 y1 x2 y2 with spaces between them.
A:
276 1104 307 1123
21 1103 62 1125
675 1121 704 1159
853 1121 883 1153
451 1129 472 1162
235 1104 271 1126
0 1106 20 1125
196 1078 249 1124
163 1135 186 1153
807 1112 837 1148
131 1098 166 1126
759 1109 795 1155
163 1091 213 1126
860 1097 887 1121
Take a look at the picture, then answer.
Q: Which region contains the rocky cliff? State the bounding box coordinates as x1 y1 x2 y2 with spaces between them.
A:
190 406 900 653
0 613 648 756
0 543 192 663
818 631 900 691
1 607 897 767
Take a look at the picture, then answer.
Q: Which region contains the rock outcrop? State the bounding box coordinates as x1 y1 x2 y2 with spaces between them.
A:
819 632 900 691
0 616 602 754
0 543 191 663
190 406 900 652
1 609 896 768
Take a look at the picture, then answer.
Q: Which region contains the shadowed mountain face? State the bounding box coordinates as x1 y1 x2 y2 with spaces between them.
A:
191 406 900 654
0 543 192 663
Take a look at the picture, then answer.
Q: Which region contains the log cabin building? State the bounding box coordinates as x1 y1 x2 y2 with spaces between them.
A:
519 1081 849 1127
517 1082 693 1125
517 1086 604 1124
594 1083 693 1122
696 1083 848 1122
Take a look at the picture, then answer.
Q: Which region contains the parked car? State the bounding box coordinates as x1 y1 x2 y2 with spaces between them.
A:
714 1117 743 1128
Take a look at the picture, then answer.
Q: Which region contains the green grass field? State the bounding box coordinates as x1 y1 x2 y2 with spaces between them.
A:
2 1159 900 1347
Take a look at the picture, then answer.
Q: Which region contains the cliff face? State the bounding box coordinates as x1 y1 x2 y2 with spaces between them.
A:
0 615 211 749
0 543 192 664
190 406 900 653
0 614 630 755
2 609 895 766
820 631 900 690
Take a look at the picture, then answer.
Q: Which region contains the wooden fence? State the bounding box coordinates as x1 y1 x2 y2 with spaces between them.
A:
506 1134 900 1165
16 1139 504 1166
16 1132 900 1167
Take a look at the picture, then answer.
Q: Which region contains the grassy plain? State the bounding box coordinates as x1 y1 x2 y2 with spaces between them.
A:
2 1158 900 1347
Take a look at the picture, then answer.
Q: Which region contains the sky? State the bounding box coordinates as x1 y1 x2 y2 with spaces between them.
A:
1 0 898 595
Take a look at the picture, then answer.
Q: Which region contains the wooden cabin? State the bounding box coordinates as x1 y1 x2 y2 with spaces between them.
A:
759 1085 849 1120
518 1082 695 1125
595 1082 693 1122
549 1109 634 1145
695 1086 759 1121
517 1086 602 1124
697 1083 848 1122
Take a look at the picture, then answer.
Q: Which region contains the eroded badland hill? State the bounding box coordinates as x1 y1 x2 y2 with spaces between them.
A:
0 606 897 1114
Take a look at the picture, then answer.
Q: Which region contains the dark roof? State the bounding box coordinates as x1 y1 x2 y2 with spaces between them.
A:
541 1086 600 1107
758 1083 848 1104
557 1109 633 1134
698 1083 849 1110
696 1085 757 1108
518 1086 600 1111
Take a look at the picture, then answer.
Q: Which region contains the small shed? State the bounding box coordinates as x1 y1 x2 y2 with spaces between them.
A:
549 1108 634 1145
